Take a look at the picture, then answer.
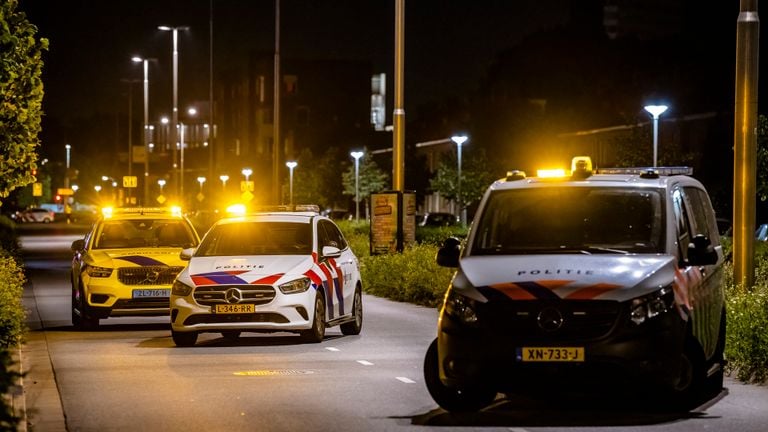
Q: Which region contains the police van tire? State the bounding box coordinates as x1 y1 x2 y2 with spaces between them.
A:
172 330 198 347
669 335 706 409
340 287 363 336
707 309 727 395
72 285 99 330
423 338 496 412
301 294 326 343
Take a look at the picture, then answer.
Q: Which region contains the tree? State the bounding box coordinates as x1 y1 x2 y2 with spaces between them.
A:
0 0 47 205
288 147 346 209
429 148 498 214
341 150 389 217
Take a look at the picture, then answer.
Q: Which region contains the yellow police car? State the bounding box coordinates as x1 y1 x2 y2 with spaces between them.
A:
70 207 200 329
425 157 726 412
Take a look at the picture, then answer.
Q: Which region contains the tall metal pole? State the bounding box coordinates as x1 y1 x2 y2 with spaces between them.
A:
393 0 405 191
734 0 760 289
652 116 659 167
355 158 360 221
65 144 71 188
457 141 462 223
172 28 179 198
209 0 215 188
273 0 282 203
142 59 149 205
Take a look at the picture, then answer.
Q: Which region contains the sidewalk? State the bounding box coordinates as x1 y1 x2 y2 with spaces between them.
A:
17 332 66 432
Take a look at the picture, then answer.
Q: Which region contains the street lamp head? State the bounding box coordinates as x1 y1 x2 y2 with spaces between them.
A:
187 107 197 116
157 179 166 187
241 168 252 177
65 144 71 149
131 56 142 63
286 161 298 169
158 25 172 31
101 176 109 181
451 135 469 146
161 117 169 124
94 185 102 192
197 176 206 184
644 105 668 119
350 151 364 160
219 175 229 182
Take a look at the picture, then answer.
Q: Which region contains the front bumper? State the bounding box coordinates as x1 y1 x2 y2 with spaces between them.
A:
82 277 171 318
170 288 317 334
437 306 686 394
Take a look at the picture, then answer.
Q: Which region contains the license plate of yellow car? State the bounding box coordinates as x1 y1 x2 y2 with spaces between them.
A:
214 304 255 314
518 347 585 362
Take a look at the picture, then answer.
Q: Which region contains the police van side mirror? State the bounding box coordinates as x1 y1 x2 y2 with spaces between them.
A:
436 237 461 268
687 234 718 266
180 248 196 261
71 239 85 252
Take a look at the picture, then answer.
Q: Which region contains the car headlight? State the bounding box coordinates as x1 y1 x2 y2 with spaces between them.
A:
629 286 674 325
172 280 194 296
444 288 479 325
85 264 113 278
278 277 311 294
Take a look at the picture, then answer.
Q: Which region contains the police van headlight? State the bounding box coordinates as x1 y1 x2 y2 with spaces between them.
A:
629 286 674 325
444 288 479 325
85 264 113 278
172 280 194 296
279 277 311 294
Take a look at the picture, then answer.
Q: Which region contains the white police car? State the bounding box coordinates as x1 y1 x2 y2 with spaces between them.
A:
170 206 363 346
425 157 726 412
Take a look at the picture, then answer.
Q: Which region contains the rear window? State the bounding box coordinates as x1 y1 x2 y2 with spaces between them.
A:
196 221 312 256
471 187 665 255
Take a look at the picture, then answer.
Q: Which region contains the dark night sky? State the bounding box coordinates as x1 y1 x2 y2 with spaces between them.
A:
19 0 571 130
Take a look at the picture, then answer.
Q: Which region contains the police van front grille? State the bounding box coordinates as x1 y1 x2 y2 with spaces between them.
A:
118 266 184 286
193 285 276 306
480 300 620 341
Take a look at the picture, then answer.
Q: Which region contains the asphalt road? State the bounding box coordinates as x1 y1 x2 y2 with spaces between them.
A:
17 224 768 432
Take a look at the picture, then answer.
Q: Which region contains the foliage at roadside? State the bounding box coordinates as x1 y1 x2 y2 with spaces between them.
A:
0 0 48 203
429 148 499 215
723 258 768 384
0 218 25 431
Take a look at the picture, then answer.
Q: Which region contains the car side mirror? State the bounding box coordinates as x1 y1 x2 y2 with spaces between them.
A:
322 245 342 258
71 239 85 252
436 237 461 268
180 247 196 261
687 234 718 266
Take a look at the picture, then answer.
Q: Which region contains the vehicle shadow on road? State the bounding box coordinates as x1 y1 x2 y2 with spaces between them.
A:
409 389 728 428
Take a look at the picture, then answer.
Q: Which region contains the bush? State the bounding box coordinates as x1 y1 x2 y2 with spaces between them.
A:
0 216 20 260
415 225 468 246
0 348 21 430
0 253 26 348
724 259 768 383
360 243 454 308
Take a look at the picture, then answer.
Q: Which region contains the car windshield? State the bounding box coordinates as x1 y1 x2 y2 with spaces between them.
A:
195 221 312 256
94 219 196 249
471 187 664 255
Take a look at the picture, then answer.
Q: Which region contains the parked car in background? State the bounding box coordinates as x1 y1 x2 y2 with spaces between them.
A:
15 207 55 223
756 223 768 242
419 212 459 227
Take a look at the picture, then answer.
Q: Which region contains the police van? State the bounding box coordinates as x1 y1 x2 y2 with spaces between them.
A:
424 157 726 412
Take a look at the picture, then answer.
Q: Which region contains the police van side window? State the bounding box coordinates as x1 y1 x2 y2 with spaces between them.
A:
672 188 692 261
683 187 719 246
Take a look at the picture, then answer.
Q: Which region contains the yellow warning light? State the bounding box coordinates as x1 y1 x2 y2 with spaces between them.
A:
536 168 567 178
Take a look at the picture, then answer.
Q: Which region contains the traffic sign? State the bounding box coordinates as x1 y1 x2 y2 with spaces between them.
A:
32 183 43 197
157 195 166 204
123 176 138 188
240 181 254 192
57 188 74 196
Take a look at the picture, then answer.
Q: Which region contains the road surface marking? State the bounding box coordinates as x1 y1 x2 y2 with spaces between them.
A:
396 377 415 384
357 360 374 366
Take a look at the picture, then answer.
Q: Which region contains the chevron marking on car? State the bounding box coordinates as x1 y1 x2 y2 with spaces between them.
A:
250 273 285 285
316 260 336 318
488 280 621 300
191 270 249 286
114 255 169 266
326 258 344 314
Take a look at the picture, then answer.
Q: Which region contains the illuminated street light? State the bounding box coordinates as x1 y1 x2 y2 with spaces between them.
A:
94 185 102 192
219 175 229 191
350 151 364 222
644 104 668 167
451 135 468 225
65 144 71 188
197 176 206 192
285 161 297 206
241 168 252 182
158 25 190 197
157 178 166 194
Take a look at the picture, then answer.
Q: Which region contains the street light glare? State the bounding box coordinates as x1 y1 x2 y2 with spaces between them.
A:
350 151 364 160
286 161 298 169
158 25 171 31
644 105 668 118
131 56 142 63
451 135 468 146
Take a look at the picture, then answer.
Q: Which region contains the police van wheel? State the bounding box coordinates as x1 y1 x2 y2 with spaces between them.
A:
423 338 496 412
668 336 706 409
72 286 99 330
172 330 198 347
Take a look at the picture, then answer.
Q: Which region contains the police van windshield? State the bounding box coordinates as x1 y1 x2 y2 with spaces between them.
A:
471 187 664 255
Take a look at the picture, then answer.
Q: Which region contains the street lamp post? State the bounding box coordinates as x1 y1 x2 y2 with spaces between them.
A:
219 175 229 191
132 56 155 205
157 179 166 195
197 176 206 193
644 105 668 167
158 25 189 198
350 151 364 222
285 161 297 206
241 168 252 182
65 144 71 188
451 135 468 224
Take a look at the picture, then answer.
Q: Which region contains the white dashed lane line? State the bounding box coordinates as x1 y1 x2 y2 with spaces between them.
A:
323 348 416 384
